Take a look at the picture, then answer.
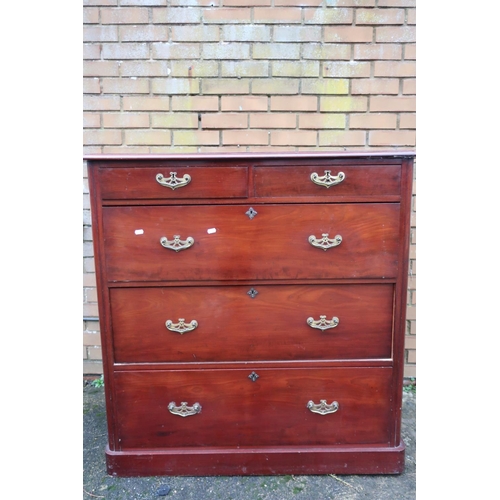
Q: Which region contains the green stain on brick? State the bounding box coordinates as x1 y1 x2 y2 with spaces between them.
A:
303 79 349 95
320 96 368 112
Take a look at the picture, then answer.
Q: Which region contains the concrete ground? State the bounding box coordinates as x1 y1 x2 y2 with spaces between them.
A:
83 384 416 500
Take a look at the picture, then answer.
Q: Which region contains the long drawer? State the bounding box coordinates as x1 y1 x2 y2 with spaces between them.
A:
102 203 401 282
110 284 394 363
113 367 393 449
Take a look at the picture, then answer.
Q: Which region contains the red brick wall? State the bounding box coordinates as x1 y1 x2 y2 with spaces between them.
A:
83 0 416 377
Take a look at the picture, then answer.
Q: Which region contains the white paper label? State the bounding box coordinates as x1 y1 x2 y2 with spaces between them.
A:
207 228 216 234
135 229 144 235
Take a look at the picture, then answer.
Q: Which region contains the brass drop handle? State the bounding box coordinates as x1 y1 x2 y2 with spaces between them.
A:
160 235 194 252
156 172 191 190
307 400 339 415
165 318 198 334
310 170 345 188
309 233 342 251
307 315 339 331
168 401 202 417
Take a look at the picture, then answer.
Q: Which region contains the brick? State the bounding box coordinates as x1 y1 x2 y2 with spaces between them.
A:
103 113 149 128
202 43 250 59
120 25 169 42
374 61 416 77
320 96 368 112
203 78 250 94
223 0 271 5
378 0 415 6
221 96 268 111
407 350 416 364
120 61 171 77
302 79 349 95
101 43 149 59
172 96 219 111
152 78 200 94
84 78 100 94
121 0 166 4
83 113 100 128
275 0 324 5
271 130 316 146
403 79 416 95
271 96 317 111
202 113 248 129
103 146 150 153
171 0 216 6
253 8 302 23
203 8 252 23
304 7 353 24
299 113 346 129
351 78 399 95
83 333 101 347
152 43 200 60
125 129 171 145
83 43 101 59
84 95 120 111
249 113 296 129
370 96 416 112
400 113 416 129
405 44 416 60
83 7 99 23
302 44 350 60
252 79 299 95
356 8 405 24
152 7 201 23
101 7 149 24
319 130 366 146
273 26 321 42
83 61 120 77
123 96 170 111
350 113 397 129
403 365 415 378
101 77 149 94
376 26 416 43
408 8 416 25
324 26 373 43
172 25 219 42
152 113 199 129
405 305 416 321
221 61 268 78
173 130 219 146
369 130 415 146
271 61 320 78
354 44 402 60
83 361 103 375
404 335 416 350
84 0 117 4
170 61 219 77
253 43 300 59
322 61 371 78
222 130 269 145
88 346 103 360
222 25 271 42
84 129 122 145
83 26 118 42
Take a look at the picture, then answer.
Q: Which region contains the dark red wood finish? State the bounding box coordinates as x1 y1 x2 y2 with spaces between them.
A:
102 204 400 281
86 151 415 477
254 164 401 198
113 367 393 449
110 284 394 363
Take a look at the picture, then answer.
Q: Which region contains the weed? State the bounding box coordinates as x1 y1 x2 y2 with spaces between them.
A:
91 375 104 388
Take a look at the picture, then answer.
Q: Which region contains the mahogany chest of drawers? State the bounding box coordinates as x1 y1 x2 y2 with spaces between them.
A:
86 151 414 477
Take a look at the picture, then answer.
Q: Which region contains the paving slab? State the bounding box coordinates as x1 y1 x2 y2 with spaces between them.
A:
83 385 415 500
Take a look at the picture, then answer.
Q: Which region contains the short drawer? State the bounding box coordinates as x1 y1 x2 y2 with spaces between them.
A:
254 164 401 198
102 203 400 281
111 284 394 363
97 165 248 200
112 367 393 449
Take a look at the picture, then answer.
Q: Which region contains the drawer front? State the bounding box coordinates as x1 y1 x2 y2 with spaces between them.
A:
111 284 394 363
102 203 400 281
254 164 401 198
98 165 248 200
113 367 393 449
